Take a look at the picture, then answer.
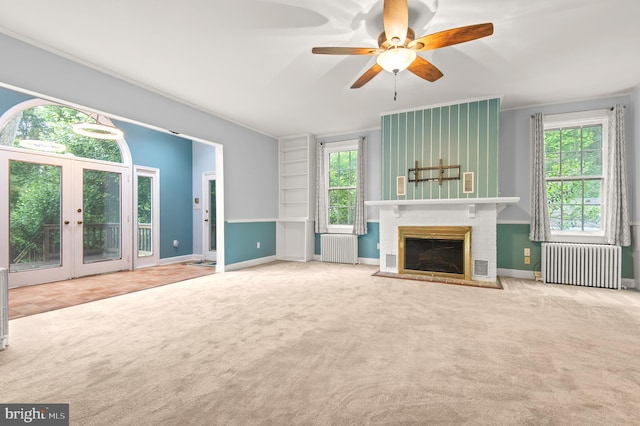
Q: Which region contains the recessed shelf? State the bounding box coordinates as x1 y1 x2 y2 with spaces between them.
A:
281 159 307 165
278 135 316 262
280 146 307 153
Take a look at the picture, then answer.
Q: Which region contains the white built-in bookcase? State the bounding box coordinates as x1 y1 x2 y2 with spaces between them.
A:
277 134 316 261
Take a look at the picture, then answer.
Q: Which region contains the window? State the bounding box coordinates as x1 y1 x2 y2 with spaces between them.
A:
0 100 124 163
544 111 607 236
325 140 358 232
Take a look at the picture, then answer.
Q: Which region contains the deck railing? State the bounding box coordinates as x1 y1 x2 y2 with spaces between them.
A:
14 223 151 264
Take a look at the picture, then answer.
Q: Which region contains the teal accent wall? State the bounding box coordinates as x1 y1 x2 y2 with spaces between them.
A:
314 222 380 259
0 86 32 112
358 222 380 259
224 221 276 265
117 121 193 259
497 224 542 272
381 98 500 200
497 223 634 279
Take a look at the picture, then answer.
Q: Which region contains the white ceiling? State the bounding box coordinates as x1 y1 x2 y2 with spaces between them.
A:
0 0 638 139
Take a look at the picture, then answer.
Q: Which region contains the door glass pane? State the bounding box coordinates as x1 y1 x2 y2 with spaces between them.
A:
209 180 216 251
9 161 62 272
83 170 121 263
137 176 152 258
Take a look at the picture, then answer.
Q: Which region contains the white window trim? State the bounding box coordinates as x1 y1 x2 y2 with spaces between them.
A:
543 109 608 244
324 139 358 234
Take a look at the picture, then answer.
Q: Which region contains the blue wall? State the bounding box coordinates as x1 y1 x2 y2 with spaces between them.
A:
116 121 193 259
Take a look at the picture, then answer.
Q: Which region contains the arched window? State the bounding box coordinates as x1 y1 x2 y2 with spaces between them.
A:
0 100 128 164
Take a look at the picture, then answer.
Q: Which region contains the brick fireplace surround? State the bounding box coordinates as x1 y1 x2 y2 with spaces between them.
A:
366 198 519 283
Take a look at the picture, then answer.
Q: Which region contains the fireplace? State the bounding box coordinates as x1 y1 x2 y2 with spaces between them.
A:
398 226 471 280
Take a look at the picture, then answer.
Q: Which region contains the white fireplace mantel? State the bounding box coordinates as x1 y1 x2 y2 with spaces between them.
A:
370 197 520 281
365 197 519 218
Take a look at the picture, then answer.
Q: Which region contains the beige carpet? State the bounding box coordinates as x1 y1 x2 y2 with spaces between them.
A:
2 261 640 425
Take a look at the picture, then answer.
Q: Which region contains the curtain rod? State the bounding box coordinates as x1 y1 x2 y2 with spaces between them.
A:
531 105 625 118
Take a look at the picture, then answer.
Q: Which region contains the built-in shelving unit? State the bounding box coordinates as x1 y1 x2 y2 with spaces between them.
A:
277 134 316 261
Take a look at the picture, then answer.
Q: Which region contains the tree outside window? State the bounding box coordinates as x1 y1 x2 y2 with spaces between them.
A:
328 149 357 226
544 123 604 232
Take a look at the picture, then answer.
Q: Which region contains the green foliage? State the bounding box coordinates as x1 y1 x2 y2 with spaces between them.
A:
6 104 125 263
328 150 357 225
544 125 603 231
83 170 121 225
1 105 122 162
137 176 152 223
9 162 61 262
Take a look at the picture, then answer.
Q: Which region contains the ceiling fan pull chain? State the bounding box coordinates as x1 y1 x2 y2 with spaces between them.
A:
394 71 398 101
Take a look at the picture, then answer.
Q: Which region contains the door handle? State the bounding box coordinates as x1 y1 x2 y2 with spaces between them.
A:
64 220 70 225
77 220 83 225
204 219 209 222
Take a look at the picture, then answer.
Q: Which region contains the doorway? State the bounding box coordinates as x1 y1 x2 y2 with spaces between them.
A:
0 150 131 288
134 166 160 269
202 172 217 262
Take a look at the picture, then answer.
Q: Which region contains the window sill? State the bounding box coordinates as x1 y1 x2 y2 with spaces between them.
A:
327 226 354 235
549 233 606 245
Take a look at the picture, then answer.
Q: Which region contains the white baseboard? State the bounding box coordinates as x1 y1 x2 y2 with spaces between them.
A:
157 255 197 266
622 278 638 290
225 255 277 271
497 268 536 280
498 269 638 291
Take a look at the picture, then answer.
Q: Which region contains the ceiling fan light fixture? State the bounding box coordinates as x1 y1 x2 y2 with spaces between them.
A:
376 47 416 73
73 114 123 140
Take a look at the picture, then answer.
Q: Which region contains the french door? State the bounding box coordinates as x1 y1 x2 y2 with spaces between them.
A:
0 150 131 288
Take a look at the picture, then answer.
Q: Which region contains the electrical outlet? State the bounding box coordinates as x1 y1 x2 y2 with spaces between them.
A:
524 247 531 256
377 242 380 250
257 242 261 249
524 256 531 265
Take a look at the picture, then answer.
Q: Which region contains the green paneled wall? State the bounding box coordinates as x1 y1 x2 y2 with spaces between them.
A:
381 98 500 200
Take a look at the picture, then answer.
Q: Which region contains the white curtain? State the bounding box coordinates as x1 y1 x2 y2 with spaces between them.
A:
353 136 367 235
315 141 328 234
529 112 551 242
604 104 631 246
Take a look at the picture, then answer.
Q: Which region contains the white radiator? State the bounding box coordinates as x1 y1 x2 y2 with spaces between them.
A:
0 267 7 350
541 243 621 290
321 234 358 265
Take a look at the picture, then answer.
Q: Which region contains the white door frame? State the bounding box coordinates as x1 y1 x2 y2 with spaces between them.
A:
133 166 160 269
202 172 217 261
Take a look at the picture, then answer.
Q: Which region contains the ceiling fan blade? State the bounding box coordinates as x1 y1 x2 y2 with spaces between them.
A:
407 56 444 82
383 0 409 46
312 47 381 55
351 64 384 89
410 23 494 51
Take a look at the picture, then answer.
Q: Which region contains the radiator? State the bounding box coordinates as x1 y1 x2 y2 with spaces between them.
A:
0 268 7 350
541 243 621 290
321 234 358 265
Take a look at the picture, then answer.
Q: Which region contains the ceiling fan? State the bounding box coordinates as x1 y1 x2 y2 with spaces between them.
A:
312 0 493 89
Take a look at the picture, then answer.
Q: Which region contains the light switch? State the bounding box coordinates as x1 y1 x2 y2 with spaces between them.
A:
524 247 531 256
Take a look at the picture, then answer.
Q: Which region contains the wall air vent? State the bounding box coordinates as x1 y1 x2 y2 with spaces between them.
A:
386 254 397 269
397 176 406 196
474 259 489 277
463 172 474 194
